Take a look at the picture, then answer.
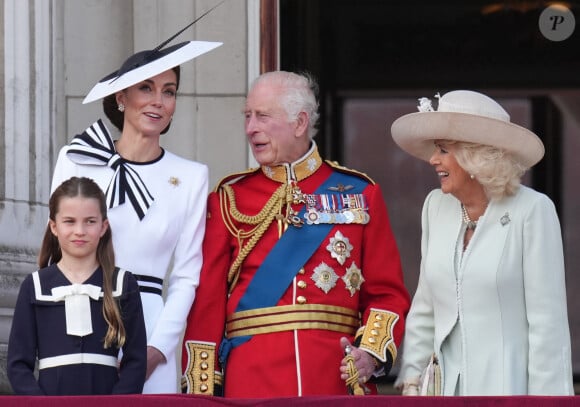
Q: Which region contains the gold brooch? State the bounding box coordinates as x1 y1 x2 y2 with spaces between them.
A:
169 176 180 187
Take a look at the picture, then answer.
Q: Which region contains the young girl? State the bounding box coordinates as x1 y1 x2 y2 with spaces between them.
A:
7 176 147 395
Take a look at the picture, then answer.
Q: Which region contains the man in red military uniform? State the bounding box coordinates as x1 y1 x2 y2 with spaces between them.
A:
181 71 410 398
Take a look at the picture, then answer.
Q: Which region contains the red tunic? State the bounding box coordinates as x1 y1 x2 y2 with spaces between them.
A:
182 146 410 398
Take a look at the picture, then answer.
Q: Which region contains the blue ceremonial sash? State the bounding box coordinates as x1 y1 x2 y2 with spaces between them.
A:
219 170 368 364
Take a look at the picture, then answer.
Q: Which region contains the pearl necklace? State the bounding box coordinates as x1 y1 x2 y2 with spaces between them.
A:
461 204 478 230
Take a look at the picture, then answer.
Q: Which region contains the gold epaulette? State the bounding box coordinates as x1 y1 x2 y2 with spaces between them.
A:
356 308 399 364
212 167 260 192
325 160 375 185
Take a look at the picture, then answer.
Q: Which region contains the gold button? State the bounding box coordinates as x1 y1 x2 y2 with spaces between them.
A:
368 337 376 344
200 384 208 392
298 268 306 275
200 362 208 370
373 322 381 328
297 280 307 289
371 329 379 336
297 296 307 304
200 373 208 381
375 314 383 321
200 351 209 359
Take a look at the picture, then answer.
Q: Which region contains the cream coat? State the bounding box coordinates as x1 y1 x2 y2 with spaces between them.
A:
397 186 573 395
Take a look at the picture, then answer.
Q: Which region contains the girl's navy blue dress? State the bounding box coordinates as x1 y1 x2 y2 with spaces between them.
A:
7 264 147 395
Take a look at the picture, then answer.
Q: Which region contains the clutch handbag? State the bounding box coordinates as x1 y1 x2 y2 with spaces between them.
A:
419 353 442 396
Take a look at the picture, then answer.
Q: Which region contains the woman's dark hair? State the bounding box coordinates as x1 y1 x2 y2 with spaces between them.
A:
102 65 180 135
39 176 126 348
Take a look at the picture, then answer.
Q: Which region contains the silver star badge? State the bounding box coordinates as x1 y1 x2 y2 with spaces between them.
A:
311 262 339 294
326 231 353 265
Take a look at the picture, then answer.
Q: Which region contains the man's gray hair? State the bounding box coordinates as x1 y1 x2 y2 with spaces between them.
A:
251 71 320 139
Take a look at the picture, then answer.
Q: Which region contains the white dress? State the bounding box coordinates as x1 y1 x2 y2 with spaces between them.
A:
51 120 207 393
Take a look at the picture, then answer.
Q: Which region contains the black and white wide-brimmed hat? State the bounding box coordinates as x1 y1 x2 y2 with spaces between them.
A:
390 90 545 168
83 2 224 104
82 40 222 104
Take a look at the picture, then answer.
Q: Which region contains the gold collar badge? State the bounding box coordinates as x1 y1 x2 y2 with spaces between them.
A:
261 144 322 183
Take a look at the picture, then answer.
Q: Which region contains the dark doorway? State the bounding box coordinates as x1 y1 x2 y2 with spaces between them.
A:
281 0 580 159
280 0 580 385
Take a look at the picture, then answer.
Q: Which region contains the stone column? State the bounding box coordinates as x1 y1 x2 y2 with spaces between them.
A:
0 0 54 393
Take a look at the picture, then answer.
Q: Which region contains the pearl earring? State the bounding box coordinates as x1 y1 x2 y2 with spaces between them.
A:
470 174 475 180
118 103 125 112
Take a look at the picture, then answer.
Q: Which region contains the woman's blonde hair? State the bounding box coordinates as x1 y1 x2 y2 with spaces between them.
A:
451 141 528 200
39 176 126 348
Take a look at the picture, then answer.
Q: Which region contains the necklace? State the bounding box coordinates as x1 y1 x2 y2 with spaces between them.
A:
461 204 478 230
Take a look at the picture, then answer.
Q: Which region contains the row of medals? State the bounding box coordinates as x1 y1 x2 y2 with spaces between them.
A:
302 191 370 225
305 207 370 225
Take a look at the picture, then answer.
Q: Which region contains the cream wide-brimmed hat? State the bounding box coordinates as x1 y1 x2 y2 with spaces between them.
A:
390 90 545 168
82 40 222 104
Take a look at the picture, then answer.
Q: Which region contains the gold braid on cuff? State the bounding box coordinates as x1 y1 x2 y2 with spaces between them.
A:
182 341 218 395
357 308 399 364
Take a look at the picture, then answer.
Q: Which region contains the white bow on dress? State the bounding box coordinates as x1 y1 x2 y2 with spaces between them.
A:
51 284 102 337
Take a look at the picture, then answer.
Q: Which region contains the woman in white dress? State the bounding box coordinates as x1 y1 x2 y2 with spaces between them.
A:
390 90 573 396
51 38 221 393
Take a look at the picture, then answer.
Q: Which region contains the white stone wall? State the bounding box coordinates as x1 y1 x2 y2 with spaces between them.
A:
0 0 258 393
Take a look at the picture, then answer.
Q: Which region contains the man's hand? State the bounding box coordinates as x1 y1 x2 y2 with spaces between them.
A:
339 337 377 384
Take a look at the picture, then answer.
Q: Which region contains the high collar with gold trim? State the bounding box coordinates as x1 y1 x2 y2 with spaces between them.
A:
261 143 322 184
